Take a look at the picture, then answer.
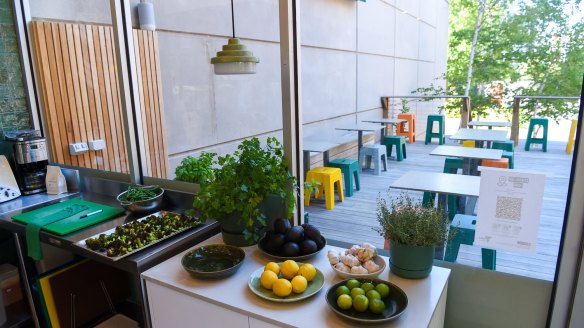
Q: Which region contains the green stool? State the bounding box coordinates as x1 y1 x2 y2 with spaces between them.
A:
443 157 463 174
328 158 360 197
445 214 496 270
383 136 407 161
425 114 445 145
422 192 458 221
492 141 515 169
525 117 549 152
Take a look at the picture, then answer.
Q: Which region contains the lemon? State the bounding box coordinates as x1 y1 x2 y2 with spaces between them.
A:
260 270 279 290
291 275 308 294
264 262 280 275
273 278 292 297
280 260 299 279
297 264 317 282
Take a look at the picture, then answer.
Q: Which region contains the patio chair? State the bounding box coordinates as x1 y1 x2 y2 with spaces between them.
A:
525 117 549 152
328 158 360 197
304 167 344 210
445 214 496 270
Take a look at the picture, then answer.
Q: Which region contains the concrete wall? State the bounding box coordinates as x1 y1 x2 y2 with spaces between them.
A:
27 0 449 176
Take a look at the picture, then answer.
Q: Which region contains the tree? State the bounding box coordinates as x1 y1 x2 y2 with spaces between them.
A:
415 0 583 122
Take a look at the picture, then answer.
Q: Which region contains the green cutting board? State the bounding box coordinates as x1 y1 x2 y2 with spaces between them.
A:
12 199 125 235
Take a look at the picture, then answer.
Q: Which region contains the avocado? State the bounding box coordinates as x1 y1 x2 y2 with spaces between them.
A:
285 226 304 243
303 223 321 242
282 242 300 257
300 239 318 255
274 218 292 234
265 233 286 252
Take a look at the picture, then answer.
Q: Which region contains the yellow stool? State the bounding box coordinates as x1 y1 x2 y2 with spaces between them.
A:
462 140 476 147
566 119 577 154
304 167 344 210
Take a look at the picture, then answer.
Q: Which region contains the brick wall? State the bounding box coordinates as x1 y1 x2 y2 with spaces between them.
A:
0 0 30 133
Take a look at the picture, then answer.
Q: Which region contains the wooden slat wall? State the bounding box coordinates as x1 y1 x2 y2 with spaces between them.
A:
30 21 168 178
133 29 167 179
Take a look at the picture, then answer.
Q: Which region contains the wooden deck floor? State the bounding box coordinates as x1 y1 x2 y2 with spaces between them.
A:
305 137 573 281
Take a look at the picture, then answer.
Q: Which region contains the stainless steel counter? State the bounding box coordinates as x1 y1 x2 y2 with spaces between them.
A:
0 177 220 328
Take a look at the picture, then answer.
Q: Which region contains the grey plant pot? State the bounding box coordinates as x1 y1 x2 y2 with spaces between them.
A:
389 240 435 279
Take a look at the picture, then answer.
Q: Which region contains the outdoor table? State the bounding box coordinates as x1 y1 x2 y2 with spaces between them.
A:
361 118 407 139
390 171 481 258
335 124 384 160
430 145 503 176
449 128 509 148
303 140 340 173
467 121 512 129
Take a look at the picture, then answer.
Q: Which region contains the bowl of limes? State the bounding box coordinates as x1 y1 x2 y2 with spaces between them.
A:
325 278 408 324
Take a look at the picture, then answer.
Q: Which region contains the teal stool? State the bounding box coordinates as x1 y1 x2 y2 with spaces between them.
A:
383 136 407 161
304 211 309 223
492 141 515 169
445 214 496 270
443 157 463 174
422 192 458 221
425 114 445 145
328 158 360 197
525 117 549 152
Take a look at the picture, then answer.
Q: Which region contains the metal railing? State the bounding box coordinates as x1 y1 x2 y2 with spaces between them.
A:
380 95 471 127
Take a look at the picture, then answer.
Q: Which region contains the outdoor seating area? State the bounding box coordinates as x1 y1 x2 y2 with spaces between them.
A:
305 132 572 281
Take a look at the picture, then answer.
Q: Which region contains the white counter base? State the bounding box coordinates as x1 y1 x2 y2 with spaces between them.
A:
142 234 450 328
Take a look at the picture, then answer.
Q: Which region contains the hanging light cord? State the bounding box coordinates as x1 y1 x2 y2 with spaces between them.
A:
231 0 235 38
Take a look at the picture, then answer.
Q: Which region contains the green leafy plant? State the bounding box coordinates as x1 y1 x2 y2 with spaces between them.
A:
399 98 411 114
192 137 297 243
374 191 450 247
174 152 216 185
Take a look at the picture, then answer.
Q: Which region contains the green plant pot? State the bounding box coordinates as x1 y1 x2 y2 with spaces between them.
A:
219 194 285 247
389 240 435 279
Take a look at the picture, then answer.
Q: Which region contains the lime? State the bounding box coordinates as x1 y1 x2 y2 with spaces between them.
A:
375 283 390 298
369 298 386 314
366 290 381 301
353 295 369 312
350 287 365 299
291 275 308 294
337 294 353 310
336 285 351 297
345 279 361 290
361 282 374 293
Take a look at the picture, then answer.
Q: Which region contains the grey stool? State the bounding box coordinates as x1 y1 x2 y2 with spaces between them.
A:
359 144 387 175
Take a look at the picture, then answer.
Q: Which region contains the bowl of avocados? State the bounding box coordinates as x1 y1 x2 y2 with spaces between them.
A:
258 219 326 261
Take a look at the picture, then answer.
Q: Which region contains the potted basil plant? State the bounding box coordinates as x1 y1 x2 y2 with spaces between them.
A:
192 137 297 246
374 191 450 279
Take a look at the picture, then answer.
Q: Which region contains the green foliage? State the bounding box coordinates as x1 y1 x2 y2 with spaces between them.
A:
192 137 297 243
415 0 582 121
174 152 216 185
399 98 411 114
374 192 450 247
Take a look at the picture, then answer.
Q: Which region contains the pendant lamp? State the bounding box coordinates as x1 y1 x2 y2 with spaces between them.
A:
211 0 259 74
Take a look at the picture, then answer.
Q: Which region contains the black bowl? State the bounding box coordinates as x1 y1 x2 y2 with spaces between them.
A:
181 244 245 279
258 235 327 261
326 278 408 324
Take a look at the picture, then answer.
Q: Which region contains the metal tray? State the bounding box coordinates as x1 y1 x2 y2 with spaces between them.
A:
74 211 200 261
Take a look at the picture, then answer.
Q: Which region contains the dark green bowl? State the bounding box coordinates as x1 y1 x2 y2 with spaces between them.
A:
181 244 245 279
326 278 408 324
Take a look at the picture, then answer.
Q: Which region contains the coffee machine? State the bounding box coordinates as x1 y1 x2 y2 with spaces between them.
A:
1 130 48 195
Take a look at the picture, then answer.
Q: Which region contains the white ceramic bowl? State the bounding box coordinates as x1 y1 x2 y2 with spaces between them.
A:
331 255 386 279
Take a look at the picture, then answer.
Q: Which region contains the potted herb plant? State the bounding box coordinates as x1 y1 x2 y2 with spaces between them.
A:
374 191 450 279
174 152 216 186
192 137 297 246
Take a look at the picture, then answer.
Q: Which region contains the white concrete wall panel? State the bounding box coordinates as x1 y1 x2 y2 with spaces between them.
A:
393 58 419 95
395 0 420 17
301 47 357 123
394 12 419 60
419 23 437 62
29 0 111 24
299 0 357 51
214 41 283 143
235 0 280 42
357 0 395 56
150 0 232 36
419 0 438 27
435 1 450 82
357 54 394 110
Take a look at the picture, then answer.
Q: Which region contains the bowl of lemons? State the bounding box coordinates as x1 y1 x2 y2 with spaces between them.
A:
247 260 324 302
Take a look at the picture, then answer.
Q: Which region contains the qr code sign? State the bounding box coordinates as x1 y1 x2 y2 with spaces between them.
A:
495 196 522 220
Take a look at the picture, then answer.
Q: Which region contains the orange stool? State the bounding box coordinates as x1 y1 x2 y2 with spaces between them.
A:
397 113 416 143
481 158 509 169
304 167 344 210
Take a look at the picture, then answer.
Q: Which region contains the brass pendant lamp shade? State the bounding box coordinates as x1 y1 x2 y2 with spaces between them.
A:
211 38 259 75
211 0 259 74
